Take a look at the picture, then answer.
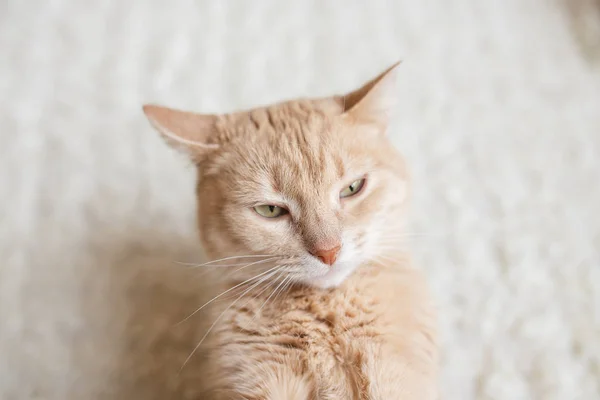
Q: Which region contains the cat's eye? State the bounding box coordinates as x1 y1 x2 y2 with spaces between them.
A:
340 178 366 198
254 205 288 218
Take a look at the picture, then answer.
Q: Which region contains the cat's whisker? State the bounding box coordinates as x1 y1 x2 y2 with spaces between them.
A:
228 257 281 276
218 266 291 304
175 254 280 268
371 256 386 265
185 262 268 268
193 257 282 302
275 276 295 303
375 234 446 244
219 267 281 303
372 240 427 247
371 240 409 245
254 275 290 319
179 268 280 371
379 230 442 237
220 257 282 280
371 242 438 253
239 272 283 309
372 255 400 266
393 232 441 237
268 275 292 308
369 249 408 256
368 245 406 251
377 234 428 239
240 270 280 306
177 263 284 325
369 247 406 254
377 253 400 260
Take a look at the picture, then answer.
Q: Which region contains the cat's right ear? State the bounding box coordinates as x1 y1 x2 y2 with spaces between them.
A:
142 105 219 161
340 62 400 132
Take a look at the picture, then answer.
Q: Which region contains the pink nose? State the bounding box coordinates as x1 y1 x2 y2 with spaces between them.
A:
311 245 341 266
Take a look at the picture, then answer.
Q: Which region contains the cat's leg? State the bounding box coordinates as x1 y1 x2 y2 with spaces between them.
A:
361 343 438 400
209 358 315 400
259 366 314 400
212 369 313 400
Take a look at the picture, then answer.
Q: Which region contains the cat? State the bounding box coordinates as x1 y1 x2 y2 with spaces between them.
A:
143 62 439 399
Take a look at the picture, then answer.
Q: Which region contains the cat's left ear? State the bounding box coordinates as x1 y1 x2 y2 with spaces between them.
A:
340 61 400 132
142 105 219 162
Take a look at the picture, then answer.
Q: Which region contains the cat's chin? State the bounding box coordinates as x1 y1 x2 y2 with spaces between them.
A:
304 263 357 289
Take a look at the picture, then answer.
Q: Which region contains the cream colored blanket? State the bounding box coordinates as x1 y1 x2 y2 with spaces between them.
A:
1 0 599 398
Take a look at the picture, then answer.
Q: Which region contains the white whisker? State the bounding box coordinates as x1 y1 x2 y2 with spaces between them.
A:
239 272 281 309
179 269 278 371
254 275 289 318
177 263 283 325
175 254 278 268
220 268 280 304
226 257 280 277
268 275 290 307
372 255 399 266
273 276 294 304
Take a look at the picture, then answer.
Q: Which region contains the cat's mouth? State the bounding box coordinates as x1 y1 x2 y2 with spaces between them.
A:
257 245 359 289
302 252 359 288
307 262 356 289
297 241 360 288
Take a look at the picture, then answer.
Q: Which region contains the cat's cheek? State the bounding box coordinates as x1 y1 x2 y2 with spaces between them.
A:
227 210 299 255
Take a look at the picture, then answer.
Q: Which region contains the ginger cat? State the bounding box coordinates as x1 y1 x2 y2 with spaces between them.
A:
143 63 439 399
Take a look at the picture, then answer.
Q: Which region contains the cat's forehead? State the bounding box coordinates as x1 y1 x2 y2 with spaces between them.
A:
207 101 374 200
237 112 344 187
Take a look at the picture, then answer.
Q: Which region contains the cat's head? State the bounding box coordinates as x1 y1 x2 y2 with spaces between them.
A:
143 63 408 288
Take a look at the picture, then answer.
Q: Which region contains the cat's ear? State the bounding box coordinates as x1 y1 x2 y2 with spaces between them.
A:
341 61 400 131
142 104 219 161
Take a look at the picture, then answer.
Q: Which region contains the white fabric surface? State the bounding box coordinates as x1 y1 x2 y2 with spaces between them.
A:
1 0 599 399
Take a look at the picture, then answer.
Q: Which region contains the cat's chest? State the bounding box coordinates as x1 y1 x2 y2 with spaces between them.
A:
212 267 436 398
235 268 400 335
231 279 396 356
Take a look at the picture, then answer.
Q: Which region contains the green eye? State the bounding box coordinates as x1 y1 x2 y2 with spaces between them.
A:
254 205 287 218
340 178 366 198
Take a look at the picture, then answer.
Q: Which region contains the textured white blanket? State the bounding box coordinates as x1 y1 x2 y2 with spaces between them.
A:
1 0 599 399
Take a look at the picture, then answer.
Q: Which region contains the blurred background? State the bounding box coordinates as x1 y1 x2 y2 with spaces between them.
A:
1 0 599 399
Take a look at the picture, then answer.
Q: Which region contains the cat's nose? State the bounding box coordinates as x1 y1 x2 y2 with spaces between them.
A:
311 244 341 266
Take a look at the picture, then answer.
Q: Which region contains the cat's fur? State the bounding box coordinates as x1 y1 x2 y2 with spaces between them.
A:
143 63 439 399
